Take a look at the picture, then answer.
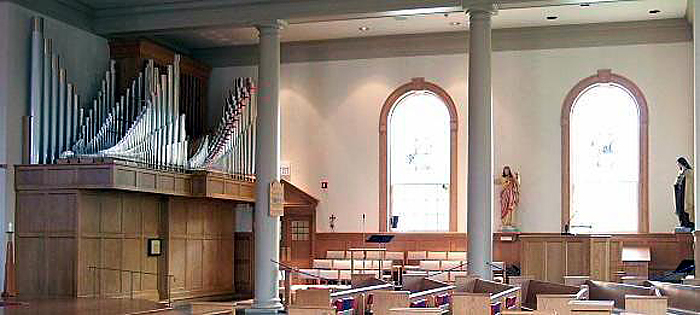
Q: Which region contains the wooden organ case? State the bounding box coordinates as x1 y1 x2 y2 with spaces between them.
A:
109 39 211 140
16 29 256 302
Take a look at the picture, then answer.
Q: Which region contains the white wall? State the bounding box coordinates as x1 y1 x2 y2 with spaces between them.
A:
209 42 692 234
0 1 108 286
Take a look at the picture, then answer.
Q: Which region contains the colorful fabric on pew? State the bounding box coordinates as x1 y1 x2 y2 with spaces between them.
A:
332 297 356 311
435 293 451 306
491 301 502 315
505 296 518 309
410 299 428 308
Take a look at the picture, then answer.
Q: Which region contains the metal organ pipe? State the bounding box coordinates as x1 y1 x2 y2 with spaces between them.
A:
27 19 257 179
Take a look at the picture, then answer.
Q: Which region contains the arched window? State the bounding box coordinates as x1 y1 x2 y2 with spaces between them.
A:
562 69 649 233
379 78 458 232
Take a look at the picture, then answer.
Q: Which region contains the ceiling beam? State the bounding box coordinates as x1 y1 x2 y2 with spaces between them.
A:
92 0 463 35
9 0 93 31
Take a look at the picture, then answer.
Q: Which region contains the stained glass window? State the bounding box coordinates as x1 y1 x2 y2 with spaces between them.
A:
570 83 640 233
389 91 450 232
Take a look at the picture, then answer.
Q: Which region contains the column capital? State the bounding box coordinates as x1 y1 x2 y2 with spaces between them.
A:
255 19 288 33
464 1 498 16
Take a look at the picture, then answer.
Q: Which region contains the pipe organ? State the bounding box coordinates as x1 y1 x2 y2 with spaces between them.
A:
25 17 256 180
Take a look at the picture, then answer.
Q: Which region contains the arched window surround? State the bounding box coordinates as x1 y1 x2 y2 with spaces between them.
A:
561 69 649 233
379 77 459 232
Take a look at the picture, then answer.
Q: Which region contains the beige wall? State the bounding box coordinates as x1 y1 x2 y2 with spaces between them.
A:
209 42 692 234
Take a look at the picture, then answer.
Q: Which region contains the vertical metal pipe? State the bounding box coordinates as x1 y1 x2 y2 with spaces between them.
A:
73 93 79 145
65 83 73 152
58 69 66 155
50 55 59 162
29 17 44 164
41 39 52 164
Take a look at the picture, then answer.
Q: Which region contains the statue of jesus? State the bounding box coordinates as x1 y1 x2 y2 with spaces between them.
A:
499 166 521 230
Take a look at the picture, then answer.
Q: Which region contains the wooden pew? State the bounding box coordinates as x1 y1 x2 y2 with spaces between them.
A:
371 290 410 315
624 295 667 315
644 280 700 313
389 308 443 314
287 306 335 315
537 294 578 315
521 279 585 310
585 280 655 309
568 300 614 315
453 277 522 314
402 275 454 311
294 288 331 307
453 293 491 315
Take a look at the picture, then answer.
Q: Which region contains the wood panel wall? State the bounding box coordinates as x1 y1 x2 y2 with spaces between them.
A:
314 232 693 277
16 190 79 297
16 189 239 301
78 191 163 300
167 197 235 300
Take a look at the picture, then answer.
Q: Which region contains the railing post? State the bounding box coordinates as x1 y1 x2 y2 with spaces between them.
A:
284 269 291 307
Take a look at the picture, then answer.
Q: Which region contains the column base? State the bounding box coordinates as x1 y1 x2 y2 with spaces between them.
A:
245 300 284 314
245 307 283 314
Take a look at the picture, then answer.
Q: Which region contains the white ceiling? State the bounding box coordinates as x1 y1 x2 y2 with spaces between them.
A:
147 0 687 49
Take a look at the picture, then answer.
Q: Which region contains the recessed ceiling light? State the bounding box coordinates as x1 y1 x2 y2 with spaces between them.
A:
359 26 370 32
580 3 590 7
649 9 661 14
450 22 462 26
546 16 558 20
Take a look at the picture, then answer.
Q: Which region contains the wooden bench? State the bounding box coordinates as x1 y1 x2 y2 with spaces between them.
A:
454 277 521 314
624 295 667 315
389 308 443 314
568 300 614 315
287 306 335 315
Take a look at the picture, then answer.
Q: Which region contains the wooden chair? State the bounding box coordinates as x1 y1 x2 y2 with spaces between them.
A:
447 251 467 261
453 292 491 315
427 251 447 260
389 308 443 314
624 295 667 315
287 306 335 315
312 259 333 269
326 250 346 259
371 290 410 315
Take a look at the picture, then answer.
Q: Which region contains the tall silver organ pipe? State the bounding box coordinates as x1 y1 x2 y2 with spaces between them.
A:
27 16 256 179
189 78 257 181
28 17 43 164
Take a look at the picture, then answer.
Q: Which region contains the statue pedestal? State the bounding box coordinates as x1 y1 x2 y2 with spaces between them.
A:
675 226 694 233
501 225 520 233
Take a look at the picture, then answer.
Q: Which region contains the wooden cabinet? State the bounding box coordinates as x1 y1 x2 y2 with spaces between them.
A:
520 235 622 283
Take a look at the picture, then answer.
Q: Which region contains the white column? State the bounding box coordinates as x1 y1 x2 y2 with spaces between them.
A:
249 20 284 313
693 0 700 278
466 7 494 280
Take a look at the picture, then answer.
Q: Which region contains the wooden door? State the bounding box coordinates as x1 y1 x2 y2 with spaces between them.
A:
282 214 313 267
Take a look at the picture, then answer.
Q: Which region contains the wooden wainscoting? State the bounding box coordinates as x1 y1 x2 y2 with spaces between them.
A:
167 197 235 300
16 190 80 297
78 191 163 300
312 232 693 279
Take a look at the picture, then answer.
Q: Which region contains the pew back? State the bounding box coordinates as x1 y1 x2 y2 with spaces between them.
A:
624 295 667 315
645 280 700 312
371 290 410 315
453 292 491 315
586 280 655 309
537 294 577 315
